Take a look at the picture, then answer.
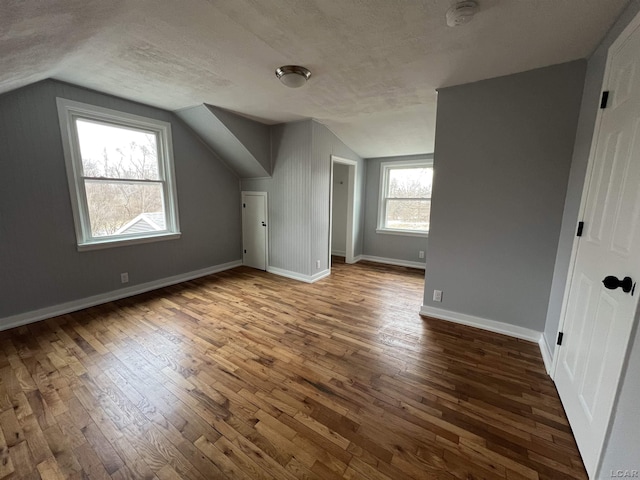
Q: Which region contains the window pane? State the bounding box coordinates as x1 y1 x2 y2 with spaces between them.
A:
387 167 432 198
385 199 430 231
85 181 165 237
76 119 160 180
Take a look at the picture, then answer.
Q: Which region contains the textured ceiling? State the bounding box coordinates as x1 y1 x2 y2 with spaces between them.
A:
0 0 630 158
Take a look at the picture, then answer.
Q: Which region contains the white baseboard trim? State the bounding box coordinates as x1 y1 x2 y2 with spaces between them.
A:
331 250 346 257
419 305 542 343
347 255 363 265
310 269 331 282
539 335 554 376
359 255 426 270
0 260 242 332
267 266 331 284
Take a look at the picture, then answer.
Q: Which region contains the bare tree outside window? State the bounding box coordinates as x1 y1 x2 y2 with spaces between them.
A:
76 120 165 237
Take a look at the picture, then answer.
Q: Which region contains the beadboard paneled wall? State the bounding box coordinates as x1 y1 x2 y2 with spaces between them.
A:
311 120 364 272
241 120 312 275
241 120 363 278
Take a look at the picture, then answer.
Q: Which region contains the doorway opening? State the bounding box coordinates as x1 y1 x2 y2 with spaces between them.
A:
329 155 357 270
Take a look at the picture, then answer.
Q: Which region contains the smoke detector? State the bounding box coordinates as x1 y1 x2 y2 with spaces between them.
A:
446 0 479 27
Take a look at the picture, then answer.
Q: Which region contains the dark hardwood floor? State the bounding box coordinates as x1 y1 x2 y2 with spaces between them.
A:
0 258 586 479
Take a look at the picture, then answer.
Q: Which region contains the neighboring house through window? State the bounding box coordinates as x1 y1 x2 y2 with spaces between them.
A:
377 159 433 236
57 98 180 250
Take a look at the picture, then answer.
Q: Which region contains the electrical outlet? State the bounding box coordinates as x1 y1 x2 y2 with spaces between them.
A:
433 289 442 302
316 260 321 269
121 272 129 284
419 250 425 259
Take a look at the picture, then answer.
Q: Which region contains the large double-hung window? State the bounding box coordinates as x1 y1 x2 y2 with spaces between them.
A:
377 159 433 236
57 98 180 250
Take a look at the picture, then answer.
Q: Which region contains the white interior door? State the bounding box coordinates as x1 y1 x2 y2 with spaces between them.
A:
554 15 640 478
242 192 267 270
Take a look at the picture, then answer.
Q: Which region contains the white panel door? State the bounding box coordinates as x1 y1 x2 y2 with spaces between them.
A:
555 16 640 478
242 192 267 270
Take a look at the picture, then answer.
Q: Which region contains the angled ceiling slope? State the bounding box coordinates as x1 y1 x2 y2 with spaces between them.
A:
177 104 271 178
0 1 631 158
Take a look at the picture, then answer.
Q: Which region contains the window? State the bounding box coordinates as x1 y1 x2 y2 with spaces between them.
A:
377 159 433 236
57 98 180 250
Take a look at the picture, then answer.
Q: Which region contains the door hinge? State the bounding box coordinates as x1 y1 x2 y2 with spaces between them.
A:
243 203 246 208
600 91 609 109
244 249 247 254
557 332 564 346
576 221 584 237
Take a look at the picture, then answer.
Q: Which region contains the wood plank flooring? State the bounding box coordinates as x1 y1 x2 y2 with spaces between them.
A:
0 258 587 479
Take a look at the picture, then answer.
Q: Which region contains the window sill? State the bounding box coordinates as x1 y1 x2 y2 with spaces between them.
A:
376 229 428 238
77 232 181 251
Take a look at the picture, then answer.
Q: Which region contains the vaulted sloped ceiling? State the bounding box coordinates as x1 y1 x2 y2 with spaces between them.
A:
0 0 631 158
176 104 271 178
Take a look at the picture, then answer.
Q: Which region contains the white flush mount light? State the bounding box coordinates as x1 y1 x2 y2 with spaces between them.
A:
275 65 311 88
446 0 479 27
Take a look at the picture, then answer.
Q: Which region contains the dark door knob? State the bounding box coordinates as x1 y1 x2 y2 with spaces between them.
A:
261 221 266 227
602 275 633 293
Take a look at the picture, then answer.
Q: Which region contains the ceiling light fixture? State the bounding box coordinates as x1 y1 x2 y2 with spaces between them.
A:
446 0 479 27
275 65 311 88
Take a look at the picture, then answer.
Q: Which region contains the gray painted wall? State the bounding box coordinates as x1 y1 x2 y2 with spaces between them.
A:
363 155 429 263
207 105 272 175
0 80 241 321
423 61 586 331
176 104 269 178
331 164 348 255
558 1 640 476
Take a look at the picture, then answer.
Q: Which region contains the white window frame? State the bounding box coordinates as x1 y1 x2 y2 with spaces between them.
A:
56 98 181 251
376 158 433 237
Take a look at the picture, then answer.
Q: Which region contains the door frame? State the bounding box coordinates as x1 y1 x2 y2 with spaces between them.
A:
329 155 358 267
241 191 268 270
551 9 640 474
